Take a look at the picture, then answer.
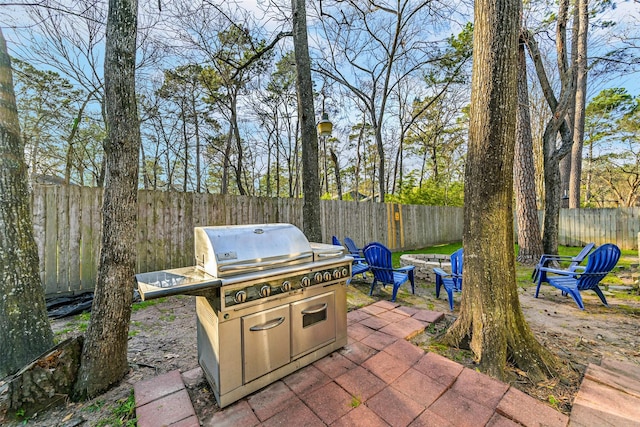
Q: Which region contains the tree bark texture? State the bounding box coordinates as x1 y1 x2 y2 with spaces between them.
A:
232 95 247 196
7 337 83 416
73 0 140 399
330 148 342 200
514 39 544 265
444 0 557 382
0 28 54 379
559 155 571 204
570 0 588 208
292 0 321 242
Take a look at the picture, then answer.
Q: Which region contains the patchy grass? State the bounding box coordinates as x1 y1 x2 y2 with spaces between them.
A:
95 390 136 427
160 313 176 322
14 408 30 424
350 395 362 408
132 297 167 312
84 400 105 413
346 281 375 309
55 327 73 336
615 304 640 315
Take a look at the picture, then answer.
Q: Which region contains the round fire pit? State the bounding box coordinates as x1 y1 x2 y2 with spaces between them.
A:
400 254 451 283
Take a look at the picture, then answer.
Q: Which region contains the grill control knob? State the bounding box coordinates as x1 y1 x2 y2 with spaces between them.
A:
301 276 311 287
260 285 271 297
314 272 323 283
281 281 291 292
341 267 349 278
333 269 341 280
234 290 247 304
323 272 332 282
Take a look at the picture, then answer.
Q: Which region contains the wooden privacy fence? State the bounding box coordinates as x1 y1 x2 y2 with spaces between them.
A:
556 208 640 250
31 185 639 296
32 185 464 295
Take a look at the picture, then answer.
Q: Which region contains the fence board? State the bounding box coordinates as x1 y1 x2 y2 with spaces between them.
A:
79 187 94 289
44 186 58 294
68 186 81 291
57 185 69 293
136 190 148 273
32 186 46 285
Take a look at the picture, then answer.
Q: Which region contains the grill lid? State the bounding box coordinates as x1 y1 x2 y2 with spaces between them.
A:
195 224 314 277
310 242 346 262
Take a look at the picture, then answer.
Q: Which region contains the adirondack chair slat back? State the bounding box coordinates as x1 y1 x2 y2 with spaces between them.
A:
332 236 341 247
571 242 595 268
578 244 620 291
344 237 362 256
363 243 394 283
450 248 464 290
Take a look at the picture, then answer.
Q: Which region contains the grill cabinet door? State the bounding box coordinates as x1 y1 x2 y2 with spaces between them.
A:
242 304 290 383
290 292 336 358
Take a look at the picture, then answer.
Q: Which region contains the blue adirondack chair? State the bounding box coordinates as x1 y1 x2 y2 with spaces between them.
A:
532 242 595 282
344 237 364 258
433 248 463 311
534 243 620 310
333 236 368 280
363 242 415 302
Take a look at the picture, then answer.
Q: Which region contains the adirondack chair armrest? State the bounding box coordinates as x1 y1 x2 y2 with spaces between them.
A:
433 267 451 278
369 265 407 274
537 266 579 277
351 256 367 263
540 264 615 278
396 266 415 273
539 255 574 262
537 255 580 267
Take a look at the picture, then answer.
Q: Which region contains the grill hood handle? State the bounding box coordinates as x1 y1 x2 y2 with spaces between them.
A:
218 253 312 272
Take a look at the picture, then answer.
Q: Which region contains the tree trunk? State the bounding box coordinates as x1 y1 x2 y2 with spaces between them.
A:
292 0 321 242
542 120 573 254
523 0 576 255
193 93 201 193
221 122 233 195
64 93 93 185
330 148 342 200
375 124 386 202
231 94 246 196
570 0 588 208
182 103 188 192
444 0 557 382
559 155 571 205
0 28 54 379
514 39 543 265
73 0 140 399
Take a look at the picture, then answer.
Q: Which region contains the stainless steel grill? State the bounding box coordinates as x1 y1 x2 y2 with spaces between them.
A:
135 224 351 408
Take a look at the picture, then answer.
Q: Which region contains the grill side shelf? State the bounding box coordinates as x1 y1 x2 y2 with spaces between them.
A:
135 267 222 300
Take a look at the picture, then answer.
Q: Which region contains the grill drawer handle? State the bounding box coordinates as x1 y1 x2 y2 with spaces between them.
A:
249 317 286 331
301 303 328 315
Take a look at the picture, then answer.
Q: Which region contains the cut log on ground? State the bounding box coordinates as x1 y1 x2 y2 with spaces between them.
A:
5 336 83 417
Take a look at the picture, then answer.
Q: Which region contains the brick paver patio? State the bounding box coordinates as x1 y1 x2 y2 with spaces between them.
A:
134 300 638 426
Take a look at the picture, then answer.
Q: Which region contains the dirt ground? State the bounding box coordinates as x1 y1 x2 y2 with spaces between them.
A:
2 271 639 426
